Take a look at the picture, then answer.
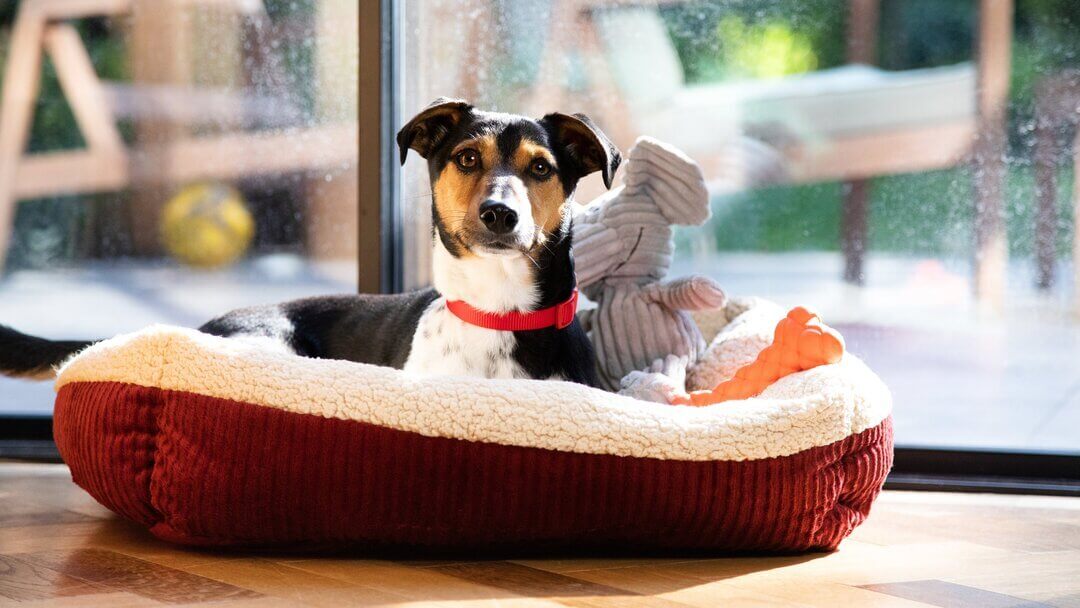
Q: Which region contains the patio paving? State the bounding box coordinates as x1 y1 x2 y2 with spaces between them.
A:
1 251 1077 454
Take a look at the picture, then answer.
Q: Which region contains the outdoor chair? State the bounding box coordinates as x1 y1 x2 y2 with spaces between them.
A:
531 0 1013 306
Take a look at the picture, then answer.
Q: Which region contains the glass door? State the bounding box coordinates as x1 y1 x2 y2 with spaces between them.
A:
394 0 1080 458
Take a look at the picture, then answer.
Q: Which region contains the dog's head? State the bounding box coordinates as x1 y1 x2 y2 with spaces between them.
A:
397 98 621 258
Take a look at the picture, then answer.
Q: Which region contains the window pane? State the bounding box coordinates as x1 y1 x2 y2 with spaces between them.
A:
0 0 358 415
400 0 1079 453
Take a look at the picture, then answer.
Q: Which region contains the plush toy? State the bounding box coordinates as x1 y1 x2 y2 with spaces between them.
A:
672 306 845 406
574 136 726 393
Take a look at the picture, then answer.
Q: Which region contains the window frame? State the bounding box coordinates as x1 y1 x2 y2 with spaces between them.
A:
0 416 58 461
359 0 404 294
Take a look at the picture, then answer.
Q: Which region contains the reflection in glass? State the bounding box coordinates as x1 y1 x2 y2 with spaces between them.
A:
0 0 358 414
399 0 1079 452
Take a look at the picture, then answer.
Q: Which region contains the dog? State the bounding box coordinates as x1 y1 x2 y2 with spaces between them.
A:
0 99 621 387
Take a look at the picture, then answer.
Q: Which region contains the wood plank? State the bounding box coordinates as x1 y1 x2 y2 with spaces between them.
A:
938 551 1080 605
183 558 409 607
0 522 123 555
127 0 194 255
12 149 128 198
848 491 1080 552
15 590 166 607
1 465 1079 607
518 559 814 608
737 580 934 608
306 0 359 263
971 0 1014 308
0 476 110 529
766 122 976 184
861 579 1051 608
429 561 688 607
13 124 358 199
16 549 261 604
0 509 100 530
0 2 47 271
0 554 104 602
44 24 124 153
846 0 881 64
283 558 543 605
511 557 712 575
99 84 303 126
357 0 383 293
18 0 135 21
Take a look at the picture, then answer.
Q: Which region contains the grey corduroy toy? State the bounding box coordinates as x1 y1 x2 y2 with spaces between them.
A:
574 136 726 395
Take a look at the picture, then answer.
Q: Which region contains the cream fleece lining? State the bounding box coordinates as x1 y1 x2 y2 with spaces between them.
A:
56 324 891 462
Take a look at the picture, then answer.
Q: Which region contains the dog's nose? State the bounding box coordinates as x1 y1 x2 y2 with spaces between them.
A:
479 201 518 235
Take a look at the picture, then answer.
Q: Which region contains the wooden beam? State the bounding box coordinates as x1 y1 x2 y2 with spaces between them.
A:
127 0 194 254
177 0 264 13
19 0 255 20
972 0 1014 309
44 24 124 153
0 6 47 271
14 124 358 199
767 121 976 184
100 83 305 126
358 0 384 293
19 0 135 21
846 0 880 64
307 0 360 264
15 150 128 198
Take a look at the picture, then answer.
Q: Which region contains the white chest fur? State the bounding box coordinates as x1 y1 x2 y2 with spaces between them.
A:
402 238 538 379
403 299 528 378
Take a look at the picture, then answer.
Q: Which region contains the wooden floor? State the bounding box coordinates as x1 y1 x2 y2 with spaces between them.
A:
1 463 1078 607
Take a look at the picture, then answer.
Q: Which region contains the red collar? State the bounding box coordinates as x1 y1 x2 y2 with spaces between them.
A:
446 289 579 331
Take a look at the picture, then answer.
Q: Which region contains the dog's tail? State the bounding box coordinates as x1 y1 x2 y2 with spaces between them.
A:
0 324 97 381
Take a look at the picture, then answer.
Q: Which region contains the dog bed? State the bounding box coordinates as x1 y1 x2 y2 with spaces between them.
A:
52 303 893 553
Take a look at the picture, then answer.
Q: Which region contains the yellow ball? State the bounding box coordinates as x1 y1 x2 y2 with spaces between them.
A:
161 183 255 269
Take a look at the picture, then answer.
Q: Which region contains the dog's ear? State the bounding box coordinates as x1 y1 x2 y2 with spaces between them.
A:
397 98 473 165
540 112 621 189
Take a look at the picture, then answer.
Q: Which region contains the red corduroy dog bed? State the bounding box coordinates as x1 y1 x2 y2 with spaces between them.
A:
52 316 893 553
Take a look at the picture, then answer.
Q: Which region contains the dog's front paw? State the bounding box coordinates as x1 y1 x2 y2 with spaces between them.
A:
619 356 688 404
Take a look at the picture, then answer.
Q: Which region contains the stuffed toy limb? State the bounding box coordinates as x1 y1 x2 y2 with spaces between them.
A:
641 276 727 312
618 354 689 404
573 136 725 393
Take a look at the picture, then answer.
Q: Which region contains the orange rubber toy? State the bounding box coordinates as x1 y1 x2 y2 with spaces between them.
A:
672 306 845 406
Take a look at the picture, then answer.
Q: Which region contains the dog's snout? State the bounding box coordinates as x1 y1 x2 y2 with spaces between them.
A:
479 201 518 235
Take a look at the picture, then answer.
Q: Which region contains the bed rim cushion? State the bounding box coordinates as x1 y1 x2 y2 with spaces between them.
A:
55 324 892 463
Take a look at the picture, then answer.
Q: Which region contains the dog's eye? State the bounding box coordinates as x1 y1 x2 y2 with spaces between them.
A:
530 159 551 178
455 149 479 170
